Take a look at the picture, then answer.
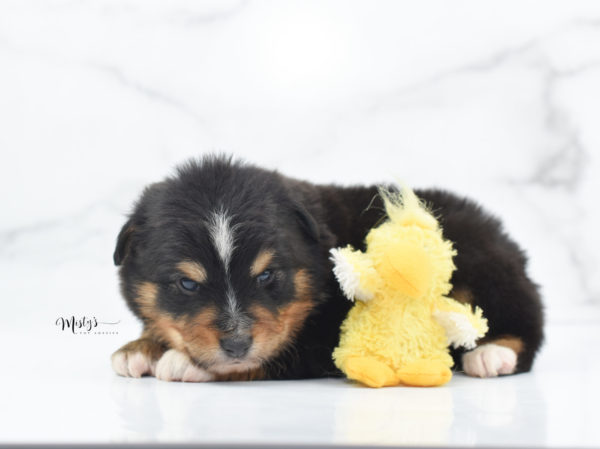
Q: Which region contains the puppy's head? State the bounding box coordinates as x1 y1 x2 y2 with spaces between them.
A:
114 156 333 376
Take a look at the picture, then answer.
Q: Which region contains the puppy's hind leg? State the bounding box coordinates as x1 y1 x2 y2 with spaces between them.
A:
461 339 520 378
449 281 544 379
417 188 544 378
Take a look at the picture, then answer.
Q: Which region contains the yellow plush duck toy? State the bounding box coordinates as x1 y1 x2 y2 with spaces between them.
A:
330 186 488 388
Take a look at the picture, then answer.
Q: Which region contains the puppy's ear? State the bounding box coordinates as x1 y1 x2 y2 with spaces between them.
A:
293 202 320 242
113 218 135 266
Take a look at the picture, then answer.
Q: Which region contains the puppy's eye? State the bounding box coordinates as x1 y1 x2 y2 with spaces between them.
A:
256 270 274 286
179 278 200 292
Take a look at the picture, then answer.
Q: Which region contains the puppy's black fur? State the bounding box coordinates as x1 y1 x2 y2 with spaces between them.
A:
113 155 544 380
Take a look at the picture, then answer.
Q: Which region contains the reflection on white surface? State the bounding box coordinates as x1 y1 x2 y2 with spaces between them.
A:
333 386 454 446
0 324 598 446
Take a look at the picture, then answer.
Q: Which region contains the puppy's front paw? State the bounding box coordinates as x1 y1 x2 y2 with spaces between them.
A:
462 343 517 378
111 337 166 378
155 349 214 382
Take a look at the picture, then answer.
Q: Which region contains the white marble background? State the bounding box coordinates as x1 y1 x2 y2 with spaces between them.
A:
1 0 600 341
2 1 600 446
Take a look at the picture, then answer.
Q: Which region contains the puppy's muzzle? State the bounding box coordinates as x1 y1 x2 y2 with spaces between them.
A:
219 335 252 359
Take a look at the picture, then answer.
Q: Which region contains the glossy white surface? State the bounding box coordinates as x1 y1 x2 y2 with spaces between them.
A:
0 323 599 446
1 0 600 446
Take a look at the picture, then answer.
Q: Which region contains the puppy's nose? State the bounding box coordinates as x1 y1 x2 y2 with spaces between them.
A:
219 336 252 359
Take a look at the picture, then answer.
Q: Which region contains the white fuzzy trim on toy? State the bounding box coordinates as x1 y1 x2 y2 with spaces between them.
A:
433 311 480 350
329 248 373 302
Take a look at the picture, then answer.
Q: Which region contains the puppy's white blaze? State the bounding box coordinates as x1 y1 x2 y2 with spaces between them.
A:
207 209 236 270
226 284 241 321
207 210 244 328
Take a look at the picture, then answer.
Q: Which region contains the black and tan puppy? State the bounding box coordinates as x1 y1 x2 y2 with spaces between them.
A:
111 155 544 382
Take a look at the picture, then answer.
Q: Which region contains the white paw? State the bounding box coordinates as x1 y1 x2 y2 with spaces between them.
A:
111 350 155 378
462 344 517 378
155 349 214 382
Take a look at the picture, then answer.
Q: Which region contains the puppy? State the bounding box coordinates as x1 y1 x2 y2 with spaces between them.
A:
111 155 544 382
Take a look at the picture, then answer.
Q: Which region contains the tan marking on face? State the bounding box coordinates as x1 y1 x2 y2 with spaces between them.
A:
136 282 159 320
181 309 221 363
293 269 312 300
488 336 524 354
250 250 275 277
450 287 474 305
145 307 221 365
251 269 315 361
177 260 207 283
134 279 221 367
165 327 184 349
181 308 220 351
114 336 167 365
